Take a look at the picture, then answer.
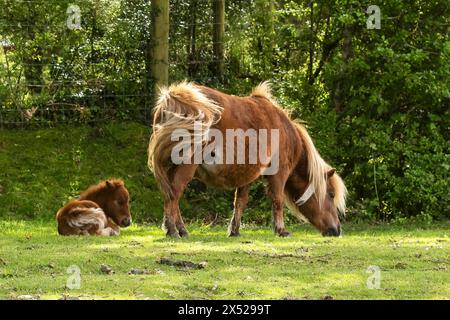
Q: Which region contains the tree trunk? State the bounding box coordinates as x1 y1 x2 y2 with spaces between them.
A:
151 0 169 97
334 26 352 114
212 0 225 80
256 0 274 79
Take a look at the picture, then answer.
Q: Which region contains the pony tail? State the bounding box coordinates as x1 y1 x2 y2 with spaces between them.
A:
148 81 223 199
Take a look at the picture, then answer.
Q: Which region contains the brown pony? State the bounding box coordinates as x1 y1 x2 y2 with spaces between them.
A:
148 81 347 238
56 179 132 236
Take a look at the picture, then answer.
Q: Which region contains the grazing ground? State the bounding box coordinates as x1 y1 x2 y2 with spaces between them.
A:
0 123 449 299
0 220 448 300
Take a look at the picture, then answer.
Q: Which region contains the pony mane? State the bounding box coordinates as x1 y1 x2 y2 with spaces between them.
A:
251 81 275 102
79 179 124 199
330 171 347 214
251 81 346 212
251 81 285 111
294 123 347 213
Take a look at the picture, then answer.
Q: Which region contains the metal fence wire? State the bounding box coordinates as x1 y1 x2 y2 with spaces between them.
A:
0 0 244 128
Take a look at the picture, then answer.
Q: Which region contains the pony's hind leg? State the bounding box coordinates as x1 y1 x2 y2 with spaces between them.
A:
163 164 198 238
267 174 291 237
228 185 251 237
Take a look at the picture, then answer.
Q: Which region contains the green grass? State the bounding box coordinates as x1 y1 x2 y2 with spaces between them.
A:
0 122 163 222
0 220 449 300
1 123 449 299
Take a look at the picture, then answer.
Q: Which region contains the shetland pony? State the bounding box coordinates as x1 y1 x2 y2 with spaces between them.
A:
56 179 131 236
148 81 347 238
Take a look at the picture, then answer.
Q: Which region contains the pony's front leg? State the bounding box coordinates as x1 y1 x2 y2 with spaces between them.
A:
267 176 291 237
163 164 198 238
228 185 251 237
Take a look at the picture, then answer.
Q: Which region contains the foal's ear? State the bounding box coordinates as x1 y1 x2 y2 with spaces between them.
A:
106 180 115 189
326 168 336 179
105 179 124 190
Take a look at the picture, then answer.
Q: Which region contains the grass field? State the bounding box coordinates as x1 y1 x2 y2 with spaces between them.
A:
1 123 449 300
1 220 449 300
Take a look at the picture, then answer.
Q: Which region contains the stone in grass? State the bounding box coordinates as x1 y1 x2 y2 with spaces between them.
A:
129 268 150 275
59 295 80 300
100 264 114 274
157 257 208 269
394 262 407 269
17 294 40 300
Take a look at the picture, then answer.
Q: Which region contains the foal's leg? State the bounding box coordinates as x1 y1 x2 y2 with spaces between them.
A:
267 175 291 237
228 185 251 237
163 164 197 238
98 227 118 236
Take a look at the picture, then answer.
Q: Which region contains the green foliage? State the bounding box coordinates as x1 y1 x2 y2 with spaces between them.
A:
319 0 449 221
0 0 153 123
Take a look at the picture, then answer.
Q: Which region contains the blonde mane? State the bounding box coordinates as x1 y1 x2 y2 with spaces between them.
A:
294 123 347 213
253 81 347 213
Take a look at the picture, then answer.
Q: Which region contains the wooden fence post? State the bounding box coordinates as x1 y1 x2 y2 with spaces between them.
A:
151 0 169 99
212 0 225 80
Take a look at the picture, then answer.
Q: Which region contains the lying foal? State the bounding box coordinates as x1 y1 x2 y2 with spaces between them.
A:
57 179 131 236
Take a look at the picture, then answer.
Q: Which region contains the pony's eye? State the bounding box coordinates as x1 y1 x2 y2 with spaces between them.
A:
329 192 335 198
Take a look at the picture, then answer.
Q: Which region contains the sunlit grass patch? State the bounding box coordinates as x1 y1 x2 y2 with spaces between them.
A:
0 220 448 300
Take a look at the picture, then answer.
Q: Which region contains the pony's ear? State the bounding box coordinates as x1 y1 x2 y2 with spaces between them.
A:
326 168 336 179
105 180 115 189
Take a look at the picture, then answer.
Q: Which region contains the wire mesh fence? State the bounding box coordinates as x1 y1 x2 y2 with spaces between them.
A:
0 0 244 128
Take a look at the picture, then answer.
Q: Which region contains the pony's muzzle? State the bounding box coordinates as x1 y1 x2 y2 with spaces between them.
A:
120 217 132 227
323 225 341 237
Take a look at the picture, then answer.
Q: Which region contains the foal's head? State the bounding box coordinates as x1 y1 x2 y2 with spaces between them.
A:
102 180 132 227
82 179 132 227
287 169 347 237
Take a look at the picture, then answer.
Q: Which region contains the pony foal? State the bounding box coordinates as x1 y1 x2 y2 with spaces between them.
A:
56 179 132 236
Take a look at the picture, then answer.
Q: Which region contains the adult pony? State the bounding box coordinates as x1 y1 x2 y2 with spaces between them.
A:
57 179 132 236
148 81 346 238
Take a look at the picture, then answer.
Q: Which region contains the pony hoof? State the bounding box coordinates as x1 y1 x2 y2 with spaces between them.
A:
228 230 240 237
277 230 292 237
166 231 181 238
178 228 189 238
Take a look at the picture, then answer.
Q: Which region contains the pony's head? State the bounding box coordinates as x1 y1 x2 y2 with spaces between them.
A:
286 169 346 236
286 124 347 236
81 179 132 227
